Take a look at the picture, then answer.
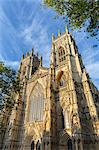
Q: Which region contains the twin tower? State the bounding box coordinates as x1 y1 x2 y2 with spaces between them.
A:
2 27 99 150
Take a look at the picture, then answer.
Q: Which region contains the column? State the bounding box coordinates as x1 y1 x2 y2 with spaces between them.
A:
75 140 78 150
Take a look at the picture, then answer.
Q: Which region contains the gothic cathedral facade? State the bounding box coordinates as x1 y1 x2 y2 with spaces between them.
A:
1 28 99 150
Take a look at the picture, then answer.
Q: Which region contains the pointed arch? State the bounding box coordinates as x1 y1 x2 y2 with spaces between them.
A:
57 71 63 81
61 111 65 129
56 71 66 87
36 140 40 150
60 74 66 87
29 82 44 122
58 46 66 63
31 141 34 150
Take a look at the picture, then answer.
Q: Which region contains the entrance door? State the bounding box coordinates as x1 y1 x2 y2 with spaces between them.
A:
31 141 34 150
67 139 72 150
36 141 40 150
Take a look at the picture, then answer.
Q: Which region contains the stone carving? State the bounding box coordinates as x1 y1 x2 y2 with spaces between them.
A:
2 29 99 150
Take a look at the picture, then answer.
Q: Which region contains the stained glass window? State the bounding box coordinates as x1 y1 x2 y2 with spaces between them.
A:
29 83 44 122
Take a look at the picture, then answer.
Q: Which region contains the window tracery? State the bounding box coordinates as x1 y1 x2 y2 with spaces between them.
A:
58 46 66 63
29 83 44 122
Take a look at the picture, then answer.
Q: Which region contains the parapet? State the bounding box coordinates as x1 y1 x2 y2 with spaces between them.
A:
52 26 69 42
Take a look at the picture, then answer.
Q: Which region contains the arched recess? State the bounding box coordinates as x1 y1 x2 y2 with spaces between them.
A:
59 131 72 149
56 71 66 87
67 139 73 150
60 74 66 87
29 82 44 122
57 71 63 81
23 135 33 150
24 128 42 150
61 111 65 129
64 109 71 129
36 140 40 150
31 141 34 150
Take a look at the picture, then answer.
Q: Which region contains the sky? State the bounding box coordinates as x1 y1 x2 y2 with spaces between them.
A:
0 0 99 89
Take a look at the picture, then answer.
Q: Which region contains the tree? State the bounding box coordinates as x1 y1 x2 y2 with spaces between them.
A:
43 0 99 36
0 62 20 111
0 62 21 149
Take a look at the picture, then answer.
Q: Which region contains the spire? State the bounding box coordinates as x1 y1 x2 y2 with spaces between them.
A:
36 51 38 57
52 42 55 52
22 54 24 60
31 48 34 56
58 29 61 36
52 33 55 42
18 62 22 72
65 26 69 34
50 42 55 65
40 56 42 67
26 52 29 57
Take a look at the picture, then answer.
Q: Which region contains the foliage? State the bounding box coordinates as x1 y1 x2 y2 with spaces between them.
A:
43 0 99 36
0 62 20 111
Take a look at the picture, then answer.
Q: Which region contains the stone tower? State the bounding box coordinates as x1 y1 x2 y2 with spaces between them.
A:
1 27 99 150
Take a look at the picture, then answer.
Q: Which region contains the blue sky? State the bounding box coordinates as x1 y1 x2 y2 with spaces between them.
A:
0 0 99 89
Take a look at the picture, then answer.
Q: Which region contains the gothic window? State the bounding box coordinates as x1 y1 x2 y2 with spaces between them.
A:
58 46 66 63
32 66 38 74
29 83 44 122
60 75 65 87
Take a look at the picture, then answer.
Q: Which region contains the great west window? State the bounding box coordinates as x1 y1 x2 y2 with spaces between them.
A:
29 83 44 122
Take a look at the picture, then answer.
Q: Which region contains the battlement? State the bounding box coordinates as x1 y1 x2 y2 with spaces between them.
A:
21 48 40 61
52 26 69 42
19 48 43 80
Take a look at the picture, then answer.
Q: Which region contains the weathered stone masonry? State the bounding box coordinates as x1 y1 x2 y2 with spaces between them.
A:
1 27 99 150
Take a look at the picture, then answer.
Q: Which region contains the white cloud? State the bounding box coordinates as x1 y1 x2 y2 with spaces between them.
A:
0 5 23 60
0 0 98 89
81 47 99 65
86 63 99 80
5 60 19 69
73 27 99 89
20 13 50 66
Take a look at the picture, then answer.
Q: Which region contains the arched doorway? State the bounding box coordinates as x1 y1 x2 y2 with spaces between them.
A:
36 140 40 150
61 111 65 129
31 141 34 150
67 139 72 150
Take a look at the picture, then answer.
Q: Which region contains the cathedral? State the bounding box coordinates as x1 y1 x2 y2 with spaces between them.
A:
1 27 99 150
